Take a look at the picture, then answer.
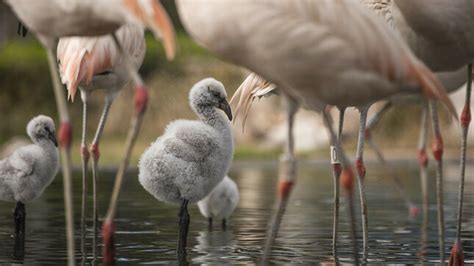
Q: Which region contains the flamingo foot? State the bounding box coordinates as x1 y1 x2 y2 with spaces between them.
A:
278 180 294 200
59 121 73 149
449 239 465 266
134 85 148 114
102 218 116 266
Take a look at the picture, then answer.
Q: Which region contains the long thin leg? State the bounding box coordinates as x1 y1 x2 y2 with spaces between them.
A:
102 33 149 266
429 100 445 263
262 95 299 264
418 102 430 260
449 64 471 266
367 138 418 216
90 94 115 263
355 105 370 262
208 218 213 232
365 102 418 217
79 90 90 263
14 202 26 237
13 202 25 261
328 107 346 264
46 46 75 266
222 219 227 231
322 109 359 265
178 199 190 263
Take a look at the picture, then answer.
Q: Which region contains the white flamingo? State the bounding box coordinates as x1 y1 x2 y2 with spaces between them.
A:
176 0 456 263
4 1 176 264
57 23 146 260
361 1 474 262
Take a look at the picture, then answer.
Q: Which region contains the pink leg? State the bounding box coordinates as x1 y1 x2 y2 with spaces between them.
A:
90 94 114 263
79 90 90 262
262 96 299 263
429 101 446 263
102 33 148 266
322 109 359 264
46 46 76 265
449 64 471 266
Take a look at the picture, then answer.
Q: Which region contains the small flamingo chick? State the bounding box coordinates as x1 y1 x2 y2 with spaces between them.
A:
0 115 59 237
198 175 239 231
138 78 234 260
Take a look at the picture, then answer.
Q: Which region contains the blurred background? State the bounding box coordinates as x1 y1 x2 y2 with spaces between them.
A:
0 2 472 167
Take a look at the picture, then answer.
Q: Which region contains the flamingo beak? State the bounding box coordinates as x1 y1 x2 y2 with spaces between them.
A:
218 99 233 121
49 132 58 147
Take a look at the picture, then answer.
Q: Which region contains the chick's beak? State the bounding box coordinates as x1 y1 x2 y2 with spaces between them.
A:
218 99 233 121
49 132 58 147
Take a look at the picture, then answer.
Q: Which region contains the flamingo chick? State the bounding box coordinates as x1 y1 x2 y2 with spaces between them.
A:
198 175 239 231
0 115 59 238
138 78 234 261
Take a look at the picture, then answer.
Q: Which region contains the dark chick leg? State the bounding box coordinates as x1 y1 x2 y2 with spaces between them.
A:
208 218 213 232
177 199 190 262
14 202 26 237
449 64 471 266
222 219 227 231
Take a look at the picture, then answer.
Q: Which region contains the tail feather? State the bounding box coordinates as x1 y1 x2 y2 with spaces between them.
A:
410 60 458 119
123 0 176 60
230 73 276 131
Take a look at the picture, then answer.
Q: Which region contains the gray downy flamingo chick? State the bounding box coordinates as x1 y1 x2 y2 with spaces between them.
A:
138 78 234 260
0 115 59 237
198 175 239 231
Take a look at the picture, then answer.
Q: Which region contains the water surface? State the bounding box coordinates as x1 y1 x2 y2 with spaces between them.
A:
0 160 473 264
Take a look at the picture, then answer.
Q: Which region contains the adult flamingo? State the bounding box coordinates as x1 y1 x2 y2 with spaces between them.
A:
361 1 474 263
4 0 176 264
176 0 456 263
57 23 146 262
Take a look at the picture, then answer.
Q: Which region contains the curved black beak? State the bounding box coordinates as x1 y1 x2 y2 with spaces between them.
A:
49 132 58 147
217 99 233 121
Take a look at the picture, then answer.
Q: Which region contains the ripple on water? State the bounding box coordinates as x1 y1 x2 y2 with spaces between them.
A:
0 164 472 264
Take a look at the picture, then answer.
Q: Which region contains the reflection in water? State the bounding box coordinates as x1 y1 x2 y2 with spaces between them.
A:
193 230 237 264
0 162 472 264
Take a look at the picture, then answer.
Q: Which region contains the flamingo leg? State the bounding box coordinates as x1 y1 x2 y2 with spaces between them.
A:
177 199 190 262
417 102 430 260
429 100 446 263
355 105 370 262
79 90 90 262
13 202 26 237
364 102 418 217
262 95 299 263
45 46 75 266
102 33 148 266
329 107 346 263
322 109 359 265
222 219 227 231
90 94 115 262
449 64 471 266
208 218 213 231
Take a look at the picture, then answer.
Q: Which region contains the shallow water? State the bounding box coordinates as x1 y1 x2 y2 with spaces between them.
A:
0 160 473 264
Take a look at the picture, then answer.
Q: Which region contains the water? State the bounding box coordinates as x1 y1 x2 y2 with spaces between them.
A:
0 160 473 264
